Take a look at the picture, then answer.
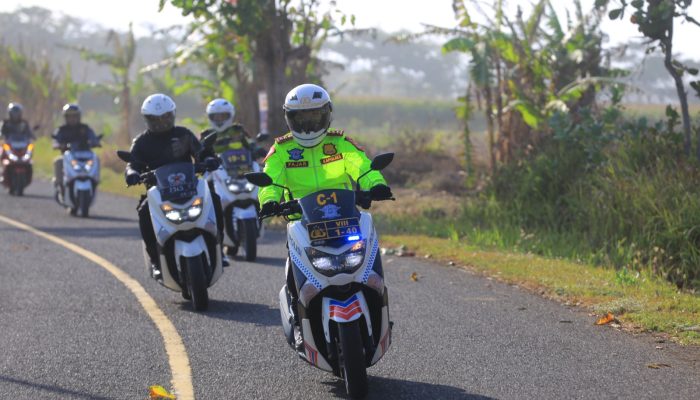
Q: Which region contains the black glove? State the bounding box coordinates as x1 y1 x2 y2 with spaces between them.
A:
260 201 280 218
125 172 141 186
370 184 393 200
357 191 372 210
203 157 220 171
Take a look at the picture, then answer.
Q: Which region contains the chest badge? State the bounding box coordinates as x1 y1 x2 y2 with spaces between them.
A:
323 143 337 156
287 148 304 161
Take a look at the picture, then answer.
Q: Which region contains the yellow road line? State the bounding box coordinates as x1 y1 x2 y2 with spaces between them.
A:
0 214 194 400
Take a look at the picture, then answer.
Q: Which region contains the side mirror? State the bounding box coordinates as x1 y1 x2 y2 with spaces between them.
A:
116 150 133 163
245 172 273 187
370 152 394 171
97 134 104 140
201 132 217 149
255 132 270 142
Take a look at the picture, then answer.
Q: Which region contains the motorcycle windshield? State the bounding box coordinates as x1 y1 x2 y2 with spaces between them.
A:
299 189 361 245
220 149 252 178
71 150 94 161
7 138 29 150
154 162 198 202
68 141 92 152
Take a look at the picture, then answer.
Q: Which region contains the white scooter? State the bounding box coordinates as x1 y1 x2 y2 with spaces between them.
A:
211 148 262 261
117 145 223 311
246 153 395 399
57 140 101 217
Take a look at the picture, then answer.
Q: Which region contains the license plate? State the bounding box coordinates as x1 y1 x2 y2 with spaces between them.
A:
160 183 197 201
307 217 360 242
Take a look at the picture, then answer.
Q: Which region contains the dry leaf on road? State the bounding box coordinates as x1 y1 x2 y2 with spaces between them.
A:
149 385 176 399
647 363 671 369
595 312 616 325
410 272 419 282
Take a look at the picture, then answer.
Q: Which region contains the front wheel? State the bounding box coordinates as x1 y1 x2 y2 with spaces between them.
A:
240 218 258 261
78 190 91 218
338 320 368 399
184 255 208 311
12 173 25 196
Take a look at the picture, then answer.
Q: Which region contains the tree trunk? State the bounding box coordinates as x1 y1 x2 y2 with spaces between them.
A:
483 86 497 174
495 59 507 164
463 84 475 186
235 79 260 135
119 81 131 146
662 16 692 157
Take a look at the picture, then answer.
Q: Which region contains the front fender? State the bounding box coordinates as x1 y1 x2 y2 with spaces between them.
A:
233 205 257 219
174 236 209 269
73 179 93 192
321 291 372 343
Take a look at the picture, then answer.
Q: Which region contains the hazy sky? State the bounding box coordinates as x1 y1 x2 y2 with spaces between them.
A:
2 0 700 59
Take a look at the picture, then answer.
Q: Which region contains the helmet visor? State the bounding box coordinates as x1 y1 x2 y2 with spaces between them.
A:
65 113 80 126
209 112 231 128
285 104 330 134
145 112 175 133
8 107 22 121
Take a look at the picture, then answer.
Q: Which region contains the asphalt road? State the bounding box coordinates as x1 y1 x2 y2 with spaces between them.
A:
0 180 698 400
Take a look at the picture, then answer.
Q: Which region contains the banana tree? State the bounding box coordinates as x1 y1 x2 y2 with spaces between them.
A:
438 0 613 170
0 44 67 136
65 23 137 145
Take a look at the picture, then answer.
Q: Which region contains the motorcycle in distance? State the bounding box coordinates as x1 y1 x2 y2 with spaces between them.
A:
55 135 103 217
116 133 223 311
210 132 268 261
1 134 35 196
245 152 395 399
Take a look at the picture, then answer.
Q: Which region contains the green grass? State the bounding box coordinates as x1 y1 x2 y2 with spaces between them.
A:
382 234 700 345
32 136 142 199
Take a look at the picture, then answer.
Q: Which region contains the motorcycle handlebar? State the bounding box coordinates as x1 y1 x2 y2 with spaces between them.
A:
259 193 396 222
259 200 301 221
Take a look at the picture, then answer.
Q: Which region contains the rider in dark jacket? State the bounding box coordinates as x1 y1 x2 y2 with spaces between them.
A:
125 94 225 279
52 104 99 192
1 103 34 141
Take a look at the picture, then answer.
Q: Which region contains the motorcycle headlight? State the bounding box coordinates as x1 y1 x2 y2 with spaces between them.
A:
161 198 203 224
245 182 256 192
187 197 203 218
71 159 82 170
8 153 18 161
228 183 242 193
305 240 366 276
21 152 31 161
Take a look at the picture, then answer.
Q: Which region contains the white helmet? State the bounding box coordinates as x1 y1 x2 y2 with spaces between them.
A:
141 93 176 133
206 98 235 132
7 102 23 121
283 83 332 147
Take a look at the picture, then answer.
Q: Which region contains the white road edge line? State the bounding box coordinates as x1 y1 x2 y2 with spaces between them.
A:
0 213 194 400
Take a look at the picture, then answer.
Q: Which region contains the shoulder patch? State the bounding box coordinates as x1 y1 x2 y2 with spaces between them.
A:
275 133 294 144
344 136 365 152
327 129 345 137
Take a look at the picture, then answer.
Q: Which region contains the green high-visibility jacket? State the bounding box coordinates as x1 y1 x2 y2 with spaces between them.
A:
258 129 387 205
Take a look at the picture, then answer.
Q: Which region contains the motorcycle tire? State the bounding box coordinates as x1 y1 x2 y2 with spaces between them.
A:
78 190 90 218
240 218 258 262
184 255 209 311
338 320 368 399
226 245 239 257
13 174 24 196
